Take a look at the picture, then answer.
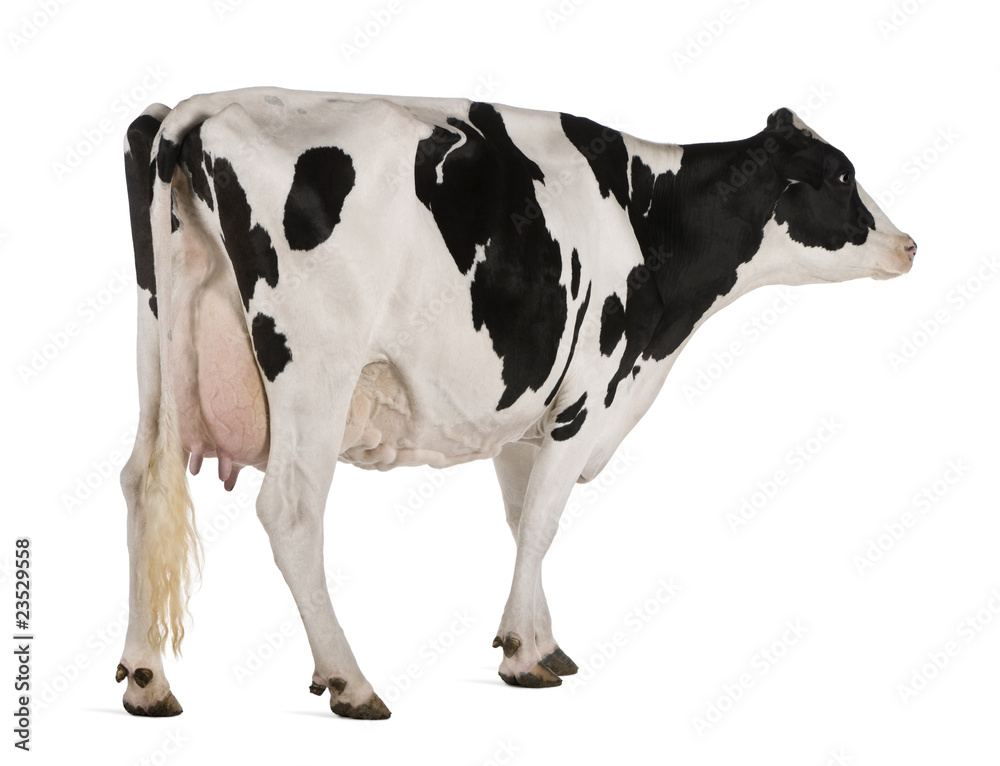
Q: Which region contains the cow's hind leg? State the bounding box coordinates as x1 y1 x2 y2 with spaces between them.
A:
492 442 588 687
257 369 390 720
492 442 579 678
118 104 186 717
117 303 187 717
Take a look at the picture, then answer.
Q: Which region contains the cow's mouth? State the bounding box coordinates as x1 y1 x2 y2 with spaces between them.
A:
871 268 909 280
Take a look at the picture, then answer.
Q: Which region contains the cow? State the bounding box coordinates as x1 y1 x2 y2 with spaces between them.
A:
117 87 916 720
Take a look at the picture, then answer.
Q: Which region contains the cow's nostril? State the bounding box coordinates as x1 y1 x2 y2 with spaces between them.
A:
905 239 918 261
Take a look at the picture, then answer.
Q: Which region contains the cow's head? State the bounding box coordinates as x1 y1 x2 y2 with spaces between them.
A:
758 107 916 284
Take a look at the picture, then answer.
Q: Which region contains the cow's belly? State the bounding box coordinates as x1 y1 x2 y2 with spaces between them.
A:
338 360 530 470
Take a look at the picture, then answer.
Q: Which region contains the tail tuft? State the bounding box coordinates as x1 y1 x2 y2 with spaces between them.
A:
141 395 202 656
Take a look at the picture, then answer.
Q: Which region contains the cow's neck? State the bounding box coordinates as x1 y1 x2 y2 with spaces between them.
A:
648 132 792 352
603 132 789 407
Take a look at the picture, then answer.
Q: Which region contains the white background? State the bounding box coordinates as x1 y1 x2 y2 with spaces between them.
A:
3 0 998 763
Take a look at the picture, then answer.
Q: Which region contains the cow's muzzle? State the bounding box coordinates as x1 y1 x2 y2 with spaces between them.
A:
873 234 917 279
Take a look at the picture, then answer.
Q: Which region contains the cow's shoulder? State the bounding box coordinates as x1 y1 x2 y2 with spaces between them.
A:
412 100 576 412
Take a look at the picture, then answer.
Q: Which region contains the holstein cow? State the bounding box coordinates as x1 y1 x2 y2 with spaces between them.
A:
118 87 915 719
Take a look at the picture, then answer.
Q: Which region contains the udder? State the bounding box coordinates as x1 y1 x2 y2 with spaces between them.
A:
176 288 269 490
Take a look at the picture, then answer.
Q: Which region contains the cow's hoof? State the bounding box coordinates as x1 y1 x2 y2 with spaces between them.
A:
123 691 183 717
309 682 326 696
331 692 391 720
541 647 579 676
498 662 562 688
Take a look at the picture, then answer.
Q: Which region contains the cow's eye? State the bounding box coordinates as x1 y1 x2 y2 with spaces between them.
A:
838 171 852 185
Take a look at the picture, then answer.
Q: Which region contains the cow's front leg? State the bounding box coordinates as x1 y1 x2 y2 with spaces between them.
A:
257 382 390 720
492 442 578 678
493 441 588 687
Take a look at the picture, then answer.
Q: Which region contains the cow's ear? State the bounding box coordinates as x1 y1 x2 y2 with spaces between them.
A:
766 107 820 145
766 107 796 133
772 144 826 190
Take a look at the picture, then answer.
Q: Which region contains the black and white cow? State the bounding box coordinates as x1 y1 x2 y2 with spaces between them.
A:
117 88 915 719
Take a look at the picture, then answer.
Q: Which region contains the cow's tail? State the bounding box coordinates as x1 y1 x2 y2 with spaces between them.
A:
125 103 203 657
142 391 200 657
